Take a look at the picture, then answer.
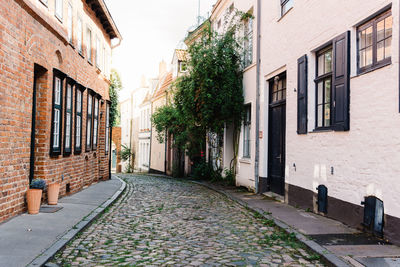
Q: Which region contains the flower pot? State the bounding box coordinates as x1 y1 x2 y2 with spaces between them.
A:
27 189 42 214
47 183 60 205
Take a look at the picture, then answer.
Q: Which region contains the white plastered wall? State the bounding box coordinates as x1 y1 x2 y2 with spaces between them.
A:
259 0 400 218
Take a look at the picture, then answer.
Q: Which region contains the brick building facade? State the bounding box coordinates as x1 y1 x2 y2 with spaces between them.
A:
0 0 121 222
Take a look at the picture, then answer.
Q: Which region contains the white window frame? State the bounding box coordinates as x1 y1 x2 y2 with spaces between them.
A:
67 3 73 43
55 0 63 21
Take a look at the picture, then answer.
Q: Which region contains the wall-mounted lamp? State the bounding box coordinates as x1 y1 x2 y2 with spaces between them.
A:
293 163 296 172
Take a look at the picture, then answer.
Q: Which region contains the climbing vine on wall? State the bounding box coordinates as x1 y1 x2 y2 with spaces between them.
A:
152 11 251 177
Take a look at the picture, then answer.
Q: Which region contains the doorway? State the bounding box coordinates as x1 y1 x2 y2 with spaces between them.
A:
30 64 47 183
267 72 287 196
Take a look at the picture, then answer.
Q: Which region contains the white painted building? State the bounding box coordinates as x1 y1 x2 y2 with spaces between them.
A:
119 76 152 172
210 0 400 244
210 0 257 190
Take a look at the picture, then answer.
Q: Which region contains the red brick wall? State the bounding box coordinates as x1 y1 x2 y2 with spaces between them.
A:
0 0 113 222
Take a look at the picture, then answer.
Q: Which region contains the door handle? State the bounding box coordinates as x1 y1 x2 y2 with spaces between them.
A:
276 154 282 163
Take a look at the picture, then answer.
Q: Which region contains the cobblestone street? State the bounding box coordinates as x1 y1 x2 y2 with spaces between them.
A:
50 175 324 266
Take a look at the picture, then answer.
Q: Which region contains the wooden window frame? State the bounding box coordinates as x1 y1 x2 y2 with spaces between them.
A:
357 9 392 74
74 84 85 154
95 36 101 68
87 27 92 63
243 16 253 68
77 16 83 54
315 46 333 130
92 95 100 150
50 69 66 157
86 90 93 151
243 104 251 158
105 102 110 155
54 0 63 21
67 2 73 44
63 78 75 156
280 0 293 17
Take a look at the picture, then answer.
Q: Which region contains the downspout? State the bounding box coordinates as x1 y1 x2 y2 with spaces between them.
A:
149 101 153 173
164 91 168 174
108 126 112 179
254 0 261 194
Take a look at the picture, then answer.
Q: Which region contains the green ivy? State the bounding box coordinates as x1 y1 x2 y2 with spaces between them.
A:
152 11 246 175
109 69 122 127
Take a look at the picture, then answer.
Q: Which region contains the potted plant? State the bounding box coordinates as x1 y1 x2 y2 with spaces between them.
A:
27 179 46 214
47 182 60 205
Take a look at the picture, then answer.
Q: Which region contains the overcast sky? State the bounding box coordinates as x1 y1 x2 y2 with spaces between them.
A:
104 0 216 94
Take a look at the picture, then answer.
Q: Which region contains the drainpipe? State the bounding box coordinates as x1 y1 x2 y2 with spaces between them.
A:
108 126 112 179
149 101 153 173
254 0 261 194
164 91 168 174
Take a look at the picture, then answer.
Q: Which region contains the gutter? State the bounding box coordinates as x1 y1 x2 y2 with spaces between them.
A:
254 0 261 193
111 38 122 50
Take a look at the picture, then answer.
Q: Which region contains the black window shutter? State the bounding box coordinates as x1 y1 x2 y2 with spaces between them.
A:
297 54 308 134
332 31 350 131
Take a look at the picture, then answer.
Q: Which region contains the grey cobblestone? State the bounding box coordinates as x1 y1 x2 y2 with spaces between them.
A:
50 174 325 266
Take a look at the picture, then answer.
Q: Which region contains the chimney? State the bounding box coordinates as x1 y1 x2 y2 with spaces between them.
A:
159 60 167 77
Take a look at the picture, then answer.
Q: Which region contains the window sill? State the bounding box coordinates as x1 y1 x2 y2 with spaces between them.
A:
354 61 392 78
277 7 293 22
310 128 333 133
88 60 93 66
39 0 48 8
243 62 256 72
78 51 84 59
55 14 63 24
239 158 252 164
68 41 75 49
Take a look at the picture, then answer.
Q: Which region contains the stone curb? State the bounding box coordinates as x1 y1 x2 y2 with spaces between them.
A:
27 176 127 267
191 180 351 267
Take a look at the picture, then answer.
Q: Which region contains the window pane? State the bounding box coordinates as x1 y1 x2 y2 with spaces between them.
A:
359 30 366 49
325 50 332 73
324 103 331 127
318 54 324 75
325 79 331 104
67 4 72 41
55 78 61 105
377 40 384 62
317 105 323 127
365 26 373 47
365 46 373 66
377 19 385 41
359 49 366 68
282 89 286 100
385 16 392 38
67 85 72 109
87 122 91 145
317 82 323 104
385 37 392 59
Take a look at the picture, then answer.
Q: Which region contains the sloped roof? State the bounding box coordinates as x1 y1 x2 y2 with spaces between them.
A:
175 49 188 62
86 0 122 40
152 72 173 100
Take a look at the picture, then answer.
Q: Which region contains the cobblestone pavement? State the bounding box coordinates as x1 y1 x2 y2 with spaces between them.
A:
50 174 325 266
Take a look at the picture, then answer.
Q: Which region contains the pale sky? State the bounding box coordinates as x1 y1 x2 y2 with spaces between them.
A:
104 0 216 95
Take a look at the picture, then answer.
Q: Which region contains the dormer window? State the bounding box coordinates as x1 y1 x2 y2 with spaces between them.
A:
180 62 188 72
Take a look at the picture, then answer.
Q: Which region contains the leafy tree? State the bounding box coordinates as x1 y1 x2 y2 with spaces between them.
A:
152 10 249 178
109 69 122 127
